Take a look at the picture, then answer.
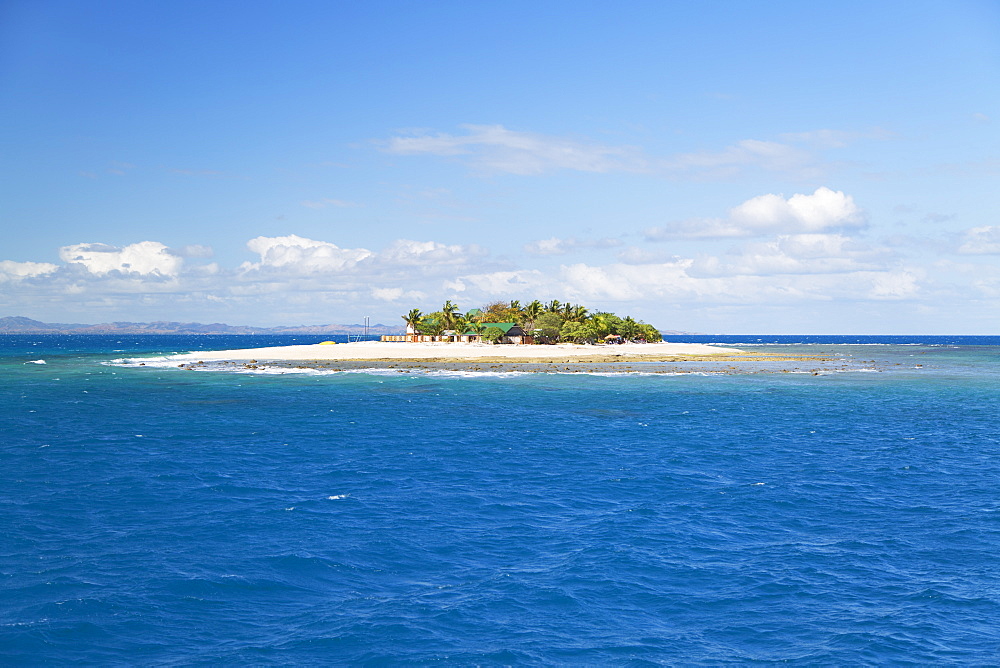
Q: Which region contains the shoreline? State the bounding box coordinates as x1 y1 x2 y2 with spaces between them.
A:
167 340 746 363
161 341 844 374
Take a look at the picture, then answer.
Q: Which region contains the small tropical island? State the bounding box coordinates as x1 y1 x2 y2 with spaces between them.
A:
158 297 842 374
386 299 663 345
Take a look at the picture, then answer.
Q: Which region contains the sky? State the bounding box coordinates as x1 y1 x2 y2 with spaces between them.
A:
1 0 998 334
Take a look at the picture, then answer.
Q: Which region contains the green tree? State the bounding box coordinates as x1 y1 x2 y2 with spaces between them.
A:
450 316 468 340
564 304 589 322
638 323 662 342
482 326 505 344
480 300 523 323
560 320 594 343
421 312 445 336
522 300 543 329
440 300 460 329
619 316 640 341
402 308 423 334
534 312 564 342
589 312 622 340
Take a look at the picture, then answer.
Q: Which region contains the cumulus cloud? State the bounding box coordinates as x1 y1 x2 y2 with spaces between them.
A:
957 226 1000 254
523 236 623 256
380 124 648 175
0 260 59 282
2 223 946 330
644 187 866 240
58 241 184 277
241 235 373 273
730 187 865 232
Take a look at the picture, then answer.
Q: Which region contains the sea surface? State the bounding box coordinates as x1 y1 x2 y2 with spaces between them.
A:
2 334 999 665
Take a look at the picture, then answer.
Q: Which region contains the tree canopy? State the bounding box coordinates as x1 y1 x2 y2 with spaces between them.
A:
402 299 661 344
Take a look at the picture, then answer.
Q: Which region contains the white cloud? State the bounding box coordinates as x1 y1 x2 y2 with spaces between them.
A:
241 235 373 273
667 139 814 176
730 187 865 232
0 260 59 282
690 234 886 277
445 269 546 295
381 124 648 175
176 244 214 258
378 239 483 266
957 226 1000 254
869 271 920 300
645 187 866 240
616 247 681 265
568 261 914 305
58 241 184 277
523 236 623 256
380 124 885 180
371 287 425 302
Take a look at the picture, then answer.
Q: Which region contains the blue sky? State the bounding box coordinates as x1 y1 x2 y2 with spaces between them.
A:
2 0 998 333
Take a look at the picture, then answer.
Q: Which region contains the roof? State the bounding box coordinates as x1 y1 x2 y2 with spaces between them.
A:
465 322 525 335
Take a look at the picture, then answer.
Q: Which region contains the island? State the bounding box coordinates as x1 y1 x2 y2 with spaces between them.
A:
160 299 843 374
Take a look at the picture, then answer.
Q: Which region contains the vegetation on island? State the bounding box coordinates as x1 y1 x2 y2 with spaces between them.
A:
402 299 662 344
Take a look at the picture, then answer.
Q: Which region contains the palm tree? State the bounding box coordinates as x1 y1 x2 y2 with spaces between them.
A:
570 304 589 322
465 320 486 341
619 316 640 341
450 316 468 341
402 308 423 335
522 300 543 330
546 299 561 313
441 300 460 329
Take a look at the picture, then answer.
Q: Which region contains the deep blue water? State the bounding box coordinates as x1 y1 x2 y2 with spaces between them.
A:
2 335 1000 664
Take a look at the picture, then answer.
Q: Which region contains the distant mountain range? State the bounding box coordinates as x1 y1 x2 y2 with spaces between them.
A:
0 316 402 335
1 316 694 336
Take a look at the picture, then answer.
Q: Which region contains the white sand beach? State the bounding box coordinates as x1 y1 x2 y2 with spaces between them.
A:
168 340 744 363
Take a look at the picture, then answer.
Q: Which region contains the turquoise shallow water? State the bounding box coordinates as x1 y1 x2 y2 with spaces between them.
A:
2 335 999 664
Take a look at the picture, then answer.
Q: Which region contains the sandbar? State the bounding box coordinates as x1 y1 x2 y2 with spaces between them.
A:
156 341 861 374
168 340 741 362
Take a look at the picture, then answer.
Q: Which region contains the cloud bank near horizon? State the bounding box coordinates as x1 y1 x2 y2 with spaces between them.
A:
2 184 996 331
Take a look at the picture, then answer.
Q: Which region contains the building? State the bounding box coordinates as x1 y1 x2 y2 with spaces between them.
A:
382 322 533 344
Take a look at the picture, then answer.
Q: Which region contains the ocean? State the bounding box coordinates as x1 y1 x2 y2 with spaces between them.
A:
2 334 999 664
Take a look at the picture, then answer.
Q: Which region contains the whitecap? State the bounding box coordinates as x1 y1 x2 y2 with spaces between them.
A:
104 357 179 368
25 360 46 364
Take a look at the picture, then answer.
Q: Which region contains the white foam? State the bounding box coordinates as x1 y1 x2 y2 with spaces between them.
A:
25 360 46 364
104 357 179 368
